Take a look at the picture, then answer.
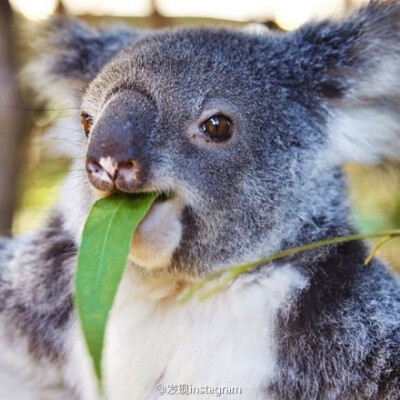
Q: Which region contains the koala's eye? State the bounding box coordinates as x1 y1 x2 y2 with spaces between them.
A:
200 115 232 141
80 112 93 137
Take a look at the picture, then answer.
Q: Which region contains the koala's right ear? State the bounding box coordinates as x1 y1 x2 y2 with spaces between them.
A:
24 17 140 103
292 1 400 165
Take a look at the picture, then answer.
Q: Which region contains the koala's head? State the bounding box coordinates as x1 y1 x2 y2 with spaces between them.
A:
31 2 400 277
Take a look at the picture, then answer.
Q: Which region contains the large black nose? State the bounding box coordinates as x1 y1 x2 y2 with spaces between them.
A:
85 90 157 192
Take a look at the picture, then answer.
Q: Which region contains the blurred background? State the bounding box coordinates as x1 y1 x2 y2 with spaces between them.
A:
0 0 399 269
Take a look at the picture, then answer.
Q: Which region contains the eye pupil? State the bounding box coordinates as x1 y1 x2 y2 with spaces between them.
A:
201 115 232 141
80 112 93 137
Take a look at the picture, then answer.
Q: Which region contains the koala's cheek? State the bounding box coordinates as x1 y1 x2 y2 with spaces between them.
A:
128 200 183 269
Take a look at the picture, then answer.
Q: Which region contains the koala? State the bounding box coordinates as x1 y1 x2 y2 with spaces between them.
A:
1 1 400 399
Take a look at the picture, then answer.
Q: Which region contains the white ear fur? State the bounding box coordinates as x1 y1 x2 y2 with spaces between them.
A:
327 103 400 165
22 18 139 106
324 5 400 165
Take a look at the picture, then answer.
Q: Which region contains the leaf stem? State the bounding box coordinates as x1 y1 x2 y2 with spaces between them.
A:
364 235 393 265
178 229 400 303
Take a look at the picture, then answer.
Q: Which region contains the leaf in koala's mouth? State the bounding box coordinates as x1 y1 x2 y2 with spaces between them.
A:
74 192 157 383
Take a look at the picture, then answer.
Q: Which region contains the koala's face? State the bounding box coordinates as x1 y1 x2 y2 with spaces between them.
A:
37 3 400 275
79 29 325 274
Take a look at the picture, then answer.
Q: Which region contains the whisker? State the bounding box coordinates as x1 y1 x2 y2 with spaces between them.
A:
0 105 81 112
35 139 83 145
25 158 84 163
24 169 85 185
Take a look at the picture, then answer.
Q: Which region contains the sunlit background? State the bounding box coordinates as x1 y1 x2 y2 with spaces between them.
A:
9 0 366 28
2 0 399 269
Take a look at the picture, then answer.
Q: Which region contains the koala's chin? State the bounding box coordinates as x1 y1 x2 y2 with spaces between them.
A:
128 198 183 270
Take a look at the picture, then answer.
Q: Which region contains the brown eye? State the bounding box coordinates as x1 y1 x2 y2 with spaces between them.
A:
200 115 232 141
81 112 93 137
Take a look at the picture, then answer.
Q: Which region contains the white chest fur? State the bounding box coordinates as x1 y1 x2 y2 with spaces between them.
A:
99 265 306 400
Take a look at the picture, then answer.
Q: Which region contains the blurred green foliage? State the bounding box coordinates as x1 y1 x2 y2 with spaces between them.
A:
346 164 400 270
13 156 69 234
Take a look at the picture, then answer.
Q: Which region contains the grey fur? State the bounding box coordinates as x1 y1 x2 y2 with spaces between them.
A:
0 216 75 362
2 1 400 398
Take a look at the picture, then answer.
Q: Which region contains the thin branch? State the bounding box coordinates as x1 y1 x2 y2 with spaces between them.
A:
178 230 400 303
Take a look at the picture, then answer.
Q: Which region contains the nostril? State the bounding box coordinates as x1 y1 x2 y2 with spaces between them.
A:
86 159 115 192
86 160 102 175
117 161 139 177
118 161 137 172
115 160 140 191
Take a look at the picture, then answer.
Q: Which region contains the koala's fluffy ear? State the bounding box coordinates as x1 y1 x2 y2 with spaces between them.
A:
298 1 400 164
24 17 140 103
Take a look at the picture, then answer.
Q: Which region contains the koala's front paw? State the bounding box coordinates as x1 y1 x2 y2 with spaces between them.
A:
128 198 183 269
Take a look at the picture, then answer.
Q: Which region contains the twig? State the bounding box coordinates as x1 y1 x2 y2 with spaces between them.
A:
178 229 400 303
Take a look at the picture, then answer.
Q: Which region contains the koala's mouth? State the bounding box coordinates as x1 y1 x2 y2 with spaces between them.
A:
128 190 184 270
138 190 180 228
156 192 172 202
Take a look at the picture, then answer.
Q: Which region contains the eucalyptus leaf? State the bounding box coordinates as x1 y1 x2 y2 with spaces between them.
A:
74 192 157 381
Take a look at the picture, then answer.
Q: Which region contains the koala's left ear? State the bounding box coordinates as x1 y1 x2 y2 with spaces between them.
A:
24 17 141 103
297 1 400 164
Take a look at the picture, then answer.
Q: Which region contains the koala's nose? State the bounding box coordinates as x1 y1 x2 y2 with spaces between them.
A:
86 157 140 192
85 90 157 193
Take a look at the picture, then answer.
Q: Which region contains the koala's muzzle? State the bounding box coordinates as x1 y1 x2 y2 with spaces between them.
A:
86 91 157 192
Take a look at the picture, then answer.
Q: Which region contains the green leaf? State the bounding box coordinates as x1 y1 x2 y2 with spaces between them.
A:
74 192 157 382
